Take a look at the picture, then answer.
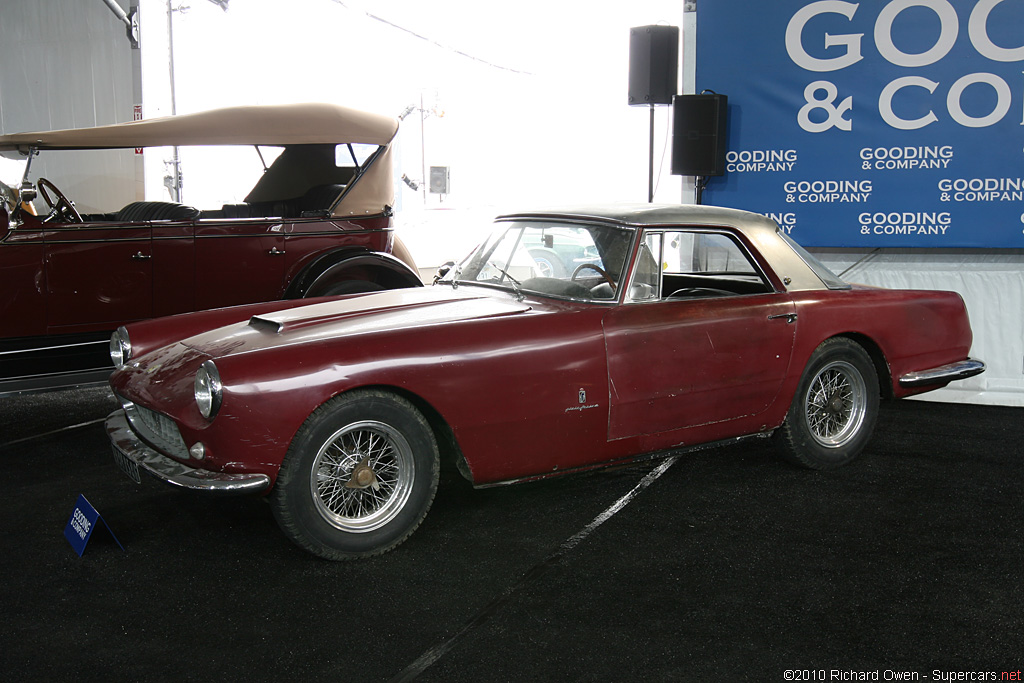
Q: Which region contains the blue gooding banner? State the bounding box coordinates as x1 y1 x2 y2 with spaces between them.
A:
695 0 1024 247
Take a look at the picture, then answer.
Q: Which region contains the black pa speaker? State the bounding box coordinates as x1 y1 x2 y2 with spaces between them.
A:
671 94 728 176
628 26 679 106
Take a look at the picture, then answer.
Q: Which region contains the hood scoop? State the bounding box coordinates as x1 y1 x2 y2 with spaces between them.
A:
247 290 532 336
248 315 284 333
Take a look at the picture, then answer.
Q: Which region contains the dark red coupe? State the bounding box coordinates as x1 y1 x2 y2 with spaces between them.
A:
0 104 421 396
105 205 984 560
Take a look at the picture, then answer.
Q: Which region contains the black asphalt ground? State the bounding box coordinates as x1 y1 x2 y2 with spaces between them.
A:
1 387 1021 682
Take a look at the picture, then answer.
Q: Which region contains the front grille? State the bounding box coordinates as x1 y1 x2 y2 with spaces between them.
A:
118 395 189 460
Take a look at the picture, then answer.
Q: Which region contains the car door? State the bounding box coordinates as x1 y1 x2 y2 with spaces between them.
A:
603 229 796 441
0 220 47 338
151 222 197 318
43 222 152 332
193 219 286 310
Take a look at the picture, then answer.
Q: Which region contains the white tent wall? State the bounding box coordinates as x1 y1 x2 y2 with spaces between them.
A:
0 0 141 213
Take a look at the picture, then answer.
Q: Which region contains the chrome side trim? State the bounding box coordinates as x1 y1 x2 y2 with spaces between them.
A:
898 358 986 388
0 338 108 356
105 410 271 494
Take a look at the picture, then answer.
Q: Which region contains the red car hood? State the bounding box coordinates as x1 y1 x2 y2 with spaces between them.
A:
181 286 533 359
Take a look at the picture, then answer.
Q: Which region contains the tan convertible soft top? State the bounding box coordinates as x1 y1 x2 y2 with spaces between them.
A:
0 103 398 150
0 103 399 217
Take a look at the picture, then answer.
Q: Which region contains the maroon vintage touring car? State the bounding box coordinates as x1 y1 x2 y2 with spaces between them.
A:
105 204 984 560
0 104 421 396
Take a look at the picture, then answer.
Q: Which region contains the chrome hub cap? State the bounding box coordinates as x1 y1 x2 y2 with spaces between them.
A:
345 457 381 491
310 421 414 533
804 360 867 448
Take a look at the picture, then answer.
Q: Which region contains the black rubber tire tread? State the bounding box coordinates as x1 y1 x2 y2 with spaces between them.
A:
775 337 880 470
270 389 439 560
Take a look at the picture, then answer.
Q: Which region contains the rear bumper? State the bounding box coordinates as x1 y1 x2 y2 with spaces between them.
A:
898 358 986 388
105 410 271 494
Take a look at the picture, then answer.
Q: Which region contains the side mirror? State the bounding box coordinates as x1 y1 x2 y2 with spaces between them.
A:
433 260 456 284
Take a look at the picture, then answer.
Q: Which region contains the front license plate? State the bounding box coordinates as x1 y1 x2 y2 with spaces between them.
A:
112 445 142 484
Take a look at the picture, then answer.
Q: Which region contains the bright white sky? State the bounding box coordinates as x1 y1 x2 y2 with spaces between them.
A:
142 0 685 264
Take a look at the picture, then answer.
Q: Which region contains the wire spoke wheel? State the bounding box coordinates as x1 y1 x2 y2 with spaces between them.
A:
271 390 439 560
311 420 415 533
775 338 879 470
804 360 867 448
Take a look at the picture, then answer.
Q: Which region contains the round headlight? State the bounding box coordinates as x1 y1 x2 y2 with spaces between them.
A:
194 360 223 420
110 326 132 367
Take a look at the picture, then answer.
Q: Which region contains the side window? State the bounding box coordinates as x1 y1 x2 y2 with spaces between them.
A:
627 229 771 302
663 232 757 275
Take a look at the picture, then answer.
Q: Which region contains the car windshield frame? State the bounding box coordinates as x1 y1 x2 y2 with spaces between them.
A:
440 218 637 304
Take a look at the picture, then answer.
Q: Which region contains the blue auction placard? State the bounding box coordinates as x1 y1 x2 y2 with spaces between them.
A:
695 0 1024 248
64 494 124 557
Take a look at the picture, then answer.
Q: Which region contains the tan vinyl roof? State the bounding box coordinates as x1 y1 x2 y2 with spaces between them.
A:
0 103 399 151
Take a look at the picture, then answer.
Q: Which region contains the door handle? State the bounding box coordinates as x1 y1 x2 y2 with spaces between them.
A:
268 247 286 256
768 313 797 324
132 251 151 260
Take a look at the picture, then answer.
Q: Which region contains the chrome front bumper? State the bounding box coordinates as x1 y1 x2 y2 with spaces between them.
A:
105 410 271 494
898 358 986 388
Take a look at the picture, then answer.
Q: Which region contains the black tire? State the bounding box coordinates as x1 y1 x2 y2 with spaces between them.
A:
270 390 439 560
775 337 879 470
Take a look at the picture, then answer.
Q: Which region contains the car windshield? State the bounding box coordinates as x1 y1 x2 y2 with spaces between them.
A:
443 220 634 302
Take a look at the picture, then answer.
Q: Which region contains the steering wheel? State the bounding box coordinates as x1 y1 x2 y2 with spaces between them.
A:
37 177 82 223
571 263 615 288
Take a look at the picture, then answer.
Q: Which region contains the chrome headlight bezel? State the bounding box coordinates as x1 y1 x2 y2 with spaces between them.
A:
110 326 132 367
194 360 223 420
